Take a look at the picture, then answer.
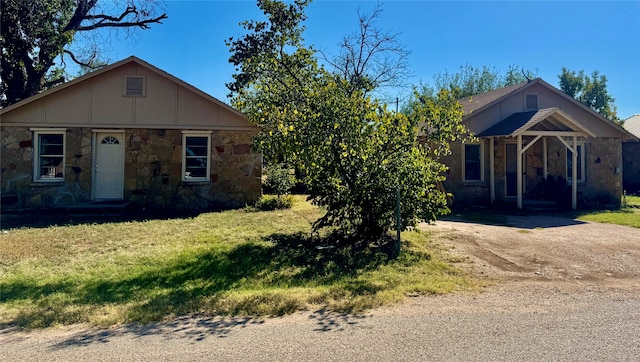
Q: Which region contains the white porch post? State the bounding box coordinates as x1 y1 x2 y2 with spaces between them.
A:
572 135 577 210
543 137 548 180
490 137 495 204
517 135 523 209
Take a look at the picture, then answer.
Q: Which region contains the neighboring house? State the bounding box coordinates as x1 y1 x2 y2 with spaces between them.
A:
440 78 638 210
1 56 261 211
623 114 640 194
623 114 640 138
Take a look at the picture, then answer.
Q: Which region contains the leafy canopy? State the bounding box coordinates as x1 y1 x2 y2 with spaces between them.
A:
1 0 167 107
227 0 468 245
558 67 620 124
427 63 537 99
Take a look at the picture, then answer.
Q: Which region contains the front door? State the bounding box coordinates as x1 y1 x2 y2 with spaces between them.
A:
93 132 124 200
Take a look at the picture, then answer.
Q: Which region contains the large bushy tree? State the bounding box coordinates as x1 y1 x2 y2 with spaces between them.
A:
1 0 167 107
227 0 467 246
431 63 536 99
558 67 620 125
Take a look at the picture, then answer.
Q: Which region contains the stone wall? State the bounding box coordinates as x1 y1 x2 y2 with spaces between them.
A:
440 141 491 206
440 137 623 208
1 126 261 210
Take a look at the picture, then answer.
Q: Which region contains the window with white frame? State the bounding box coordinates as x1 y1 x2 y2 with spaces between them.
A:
182 131 211 182
33 129 66 182
463 143 483 182
566 142 585 182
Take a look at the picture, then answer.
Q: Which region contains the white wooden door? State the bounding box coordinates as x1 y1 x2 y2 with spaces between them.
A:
94 132 124 200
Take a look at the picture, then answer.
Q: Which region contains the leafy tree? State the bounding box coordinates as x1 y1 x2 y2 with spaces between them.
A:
227 0 467 246
1 0 167 107
431 63 536 99
558 68 620 124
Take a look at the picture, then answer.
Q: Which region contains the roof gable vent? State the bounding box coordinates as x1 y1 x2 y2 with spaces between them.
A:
124 75 145 96
525 93 538 110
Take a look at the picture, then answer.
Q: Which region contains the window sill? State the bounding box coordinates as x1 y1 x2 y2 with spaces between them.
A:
463 180 486 187
181 180 211 186
30 181 65 186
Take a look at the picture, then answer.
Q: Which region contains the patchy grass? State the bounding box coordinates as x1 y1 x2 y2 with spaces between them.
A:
0 196 478 329
577 195 640 228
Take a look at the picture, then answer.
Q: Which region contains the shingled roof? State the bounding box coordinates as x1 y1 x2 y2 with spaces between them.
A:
624 114 640 138
476 107 597 138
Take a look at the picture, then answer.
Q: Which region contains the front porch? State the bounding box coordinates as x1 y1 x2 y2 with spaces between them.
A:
477 107 597 210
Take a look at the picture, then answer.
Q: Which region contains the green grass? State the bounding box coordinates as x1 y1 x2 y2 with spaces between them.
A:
0 196 478 329
577 195 640 228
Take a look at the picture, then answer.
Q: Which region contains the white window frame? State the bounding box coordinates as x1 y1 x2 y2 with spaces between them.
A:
32 128 66 182
566 141 586 183
525 93 538 111
181 131 212 182
462 142 484 182
123 75 146 97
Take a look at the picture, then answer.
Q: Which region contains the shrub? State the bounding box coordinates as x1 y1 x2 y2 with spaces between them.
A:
264 164 295 197
253 194 294 211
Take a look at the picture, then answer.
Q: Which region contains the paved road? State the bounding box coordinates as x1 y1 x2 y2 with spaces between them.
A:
2 282 639 361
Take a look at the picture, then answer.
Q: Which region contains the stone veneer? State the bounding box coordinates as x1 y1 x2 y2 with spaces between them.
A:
1 127 262 210
440 137 623 208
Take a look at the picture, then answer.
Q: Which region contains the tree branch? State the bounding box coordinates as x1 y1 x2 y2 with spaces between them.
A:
62 50 103 69
83 6 137 23
78 13 167 31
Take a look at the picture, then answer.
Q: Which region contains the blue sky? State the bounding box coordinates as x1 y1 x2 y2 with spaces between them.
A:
94 0 640 119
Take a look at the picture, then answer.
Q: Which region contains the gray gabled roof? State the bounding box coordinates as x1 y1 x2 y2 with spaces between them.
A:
624 114 640 138
461 78 638 141
477 107 598 138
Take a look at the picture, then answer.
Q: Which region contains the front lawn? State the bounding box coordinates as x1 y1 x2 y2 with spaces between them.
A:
0 196 478 329
577 195 640 228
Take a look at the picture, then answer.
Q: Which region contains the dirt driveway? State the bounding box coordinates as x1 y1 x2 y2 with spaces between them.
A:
421 214 640 288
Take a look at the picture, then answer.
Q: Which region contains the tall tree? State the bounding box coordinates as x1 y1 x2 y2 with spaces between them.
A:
227 0 467 247
432 63 536 99
1 0 167 107
558 67 620 124
319 2 410 98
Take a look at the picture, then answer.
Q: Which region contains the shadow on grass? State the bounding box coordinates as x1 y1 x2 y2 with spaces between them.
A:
1 232 395 330
0 207 204 230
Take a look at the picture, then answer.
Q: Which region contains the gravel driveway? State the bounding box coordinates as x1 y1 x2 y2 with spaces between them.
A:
2 215 639 361
423 214 640 288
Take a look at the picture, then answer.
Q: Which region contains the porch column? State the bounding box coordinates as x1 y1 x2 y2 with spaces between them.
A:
517 135 523 209
490 137 495 204
572 135 577 210
543 137 548 180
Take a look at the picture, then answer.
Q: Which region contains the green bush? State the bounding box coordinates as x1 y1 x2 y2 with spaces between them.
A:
253 194 294 211
264 164 295 196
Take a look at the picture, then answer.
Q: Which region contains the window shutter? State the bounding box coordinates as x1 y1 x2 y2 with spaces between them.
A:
125 76 145 96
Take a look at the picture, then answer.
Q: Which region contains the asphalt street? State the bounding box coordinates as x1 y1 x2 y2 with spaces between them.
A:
2 282 639 361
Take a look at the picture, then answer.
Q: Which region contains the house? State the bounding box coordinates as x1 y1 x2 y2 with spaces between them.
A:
623 114 640 194
440 78 638 210
1 56 262 211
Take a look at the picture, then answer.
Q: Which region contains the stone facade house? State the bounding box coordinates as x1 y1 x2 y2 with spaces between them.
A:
440 78 638 209
1 56 261 211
